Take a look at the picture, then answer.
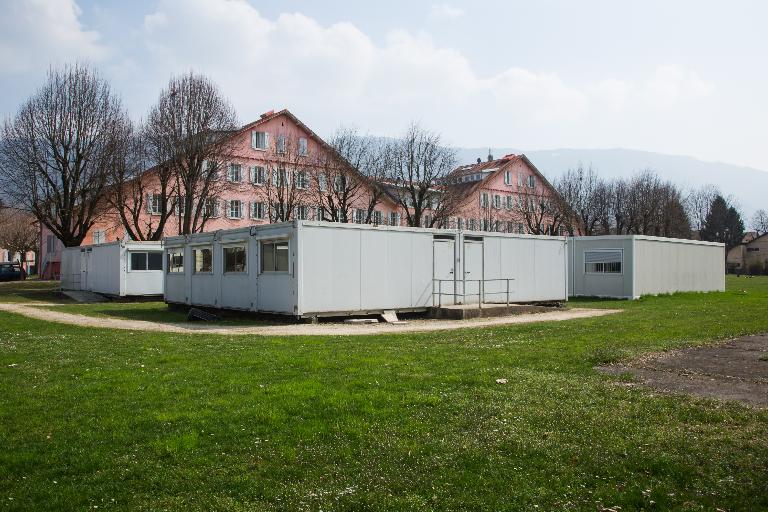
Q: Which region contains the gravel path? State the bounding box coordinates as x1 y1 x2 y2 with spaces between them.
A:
0 302 620 336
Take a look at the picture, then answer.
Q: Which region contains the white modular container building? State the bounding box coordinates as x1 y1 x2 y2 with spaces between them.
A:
61 241 165 297
163 221 568 318
567 235 725 299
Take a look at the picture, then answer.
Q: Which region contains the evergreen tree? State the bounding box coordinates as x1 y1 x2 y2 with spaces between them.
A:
700 195 744 249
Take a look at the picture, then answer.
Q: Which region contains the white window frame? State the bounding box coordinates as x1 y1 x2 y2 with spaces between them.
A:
228 199 243 219
250 166 266 185
298 137 308 156
129 251 163 272
251 131 268 150
250 201 266 220
294 170 308 190
276 134 287 154
260 240 290 273
584 249 624 275
227 163 242 183
480 193 489 208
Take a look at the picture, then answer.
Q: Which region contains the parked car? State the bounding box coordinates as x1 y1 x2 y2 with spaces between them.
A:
0 262 27 282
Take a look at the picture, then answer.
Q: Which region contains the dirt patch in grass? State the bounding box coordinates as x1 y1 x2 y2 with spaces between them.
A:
599 334 768 408
0 302 620 336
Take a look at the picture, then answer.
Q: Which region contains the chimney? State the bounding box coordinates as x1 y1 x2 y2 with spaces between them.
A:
260 109 275 119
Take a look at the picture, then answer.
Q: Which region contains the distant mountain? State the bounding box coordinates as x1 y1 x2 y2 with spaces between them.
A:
456 147 768 218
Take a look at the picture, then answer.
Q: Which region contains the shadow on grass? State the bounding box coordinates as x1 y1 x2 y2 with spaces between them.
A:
0 280 74 304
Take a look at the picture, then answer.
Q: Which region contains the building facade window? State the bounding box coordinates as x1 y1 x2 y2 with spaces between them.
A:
251 131 268 150
528 175 536 188
480 193 489 208
250 202 265 219
147 193 162 215
388 212 400 226
373 210 383 225
228 164 242 183
294 170 308 189
276 134 287 154
92 230 105 245
354 208 366 224
227 200 243 219
295 205 309 220
250 166 266 185
298 137 308 156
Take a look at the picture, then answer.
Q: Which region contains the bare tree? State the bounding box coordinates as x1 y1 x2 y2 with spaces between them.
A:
514 188 567 235
314 128 391 223
0 63 130 247
685 184 719 234
750 209 768 236
0 208 39 268
387 123 457 227
106 130 178 240
143 72 238 234
554 165 603 235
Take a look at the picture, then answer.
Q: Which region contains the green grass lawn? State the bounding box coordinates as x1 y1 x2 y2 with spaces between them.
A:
1 277 767 511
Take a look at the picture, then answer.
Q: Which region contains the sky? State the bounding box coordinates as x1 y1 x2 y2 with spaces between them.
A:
1 0 767 171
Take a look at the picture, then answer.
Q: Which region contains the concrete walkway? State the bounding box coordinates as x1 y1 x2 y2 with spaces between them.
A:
0 302 621 336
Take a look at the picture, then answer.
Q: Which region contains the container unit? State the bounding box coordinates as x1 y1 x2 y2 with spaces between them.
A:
567 235 725 299
163 221 569 318
60 241 165 297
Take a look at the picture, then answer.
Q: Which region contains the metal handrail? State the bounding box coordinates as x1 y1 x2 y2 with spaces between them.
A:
432 277 515 309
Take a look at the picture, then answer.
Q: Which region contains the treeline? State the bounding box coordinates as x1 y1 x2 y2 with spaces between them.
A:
554 166 746 248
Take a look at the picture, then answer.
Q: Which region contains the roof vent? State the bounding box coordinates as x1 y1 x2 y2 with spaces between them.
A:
260 110 275 119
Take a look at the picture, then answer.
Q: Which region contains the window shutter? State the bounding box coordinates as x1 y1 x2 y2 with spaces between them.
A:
251 131 257 149
146 193 153 214
264 132 270 150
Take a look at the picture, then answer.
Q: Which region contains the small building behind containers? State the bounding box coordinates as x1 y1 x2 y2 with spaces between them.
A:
61 241 165 297
567 235 725 299
163 221 568 318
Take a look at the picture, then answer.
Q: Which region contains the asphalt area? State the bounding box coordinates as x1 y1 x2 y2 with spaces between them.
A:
600 334 768 408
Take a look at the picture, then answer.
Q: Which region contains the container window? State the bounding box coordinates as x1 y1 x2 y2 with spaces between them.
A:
147 252 163 270
193 247 212 273
130 252 147 271
224 245 247 273
261 241 289 272
167 250 184 273
585 250 622 274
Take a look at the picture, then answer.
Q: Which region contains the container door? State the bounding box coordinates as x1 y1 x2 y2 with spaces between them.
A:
79 250 88 291
433 238 455 305
463 239 484 303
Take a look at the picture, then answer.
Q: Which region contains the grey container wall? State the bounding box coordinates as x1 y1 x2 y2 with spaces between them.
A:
163 221 568 318
567 235 725 299
61 241 165 297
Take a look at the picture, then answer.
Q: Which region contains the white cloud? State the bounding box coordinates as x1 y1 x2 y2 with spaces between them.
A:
131 0 717 151
430 4 465 20
0 0 108 74
643 65 714 108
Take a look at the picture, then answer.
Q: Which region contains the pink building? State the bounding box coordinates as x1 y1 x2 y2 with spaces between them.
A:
443 153 564 235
